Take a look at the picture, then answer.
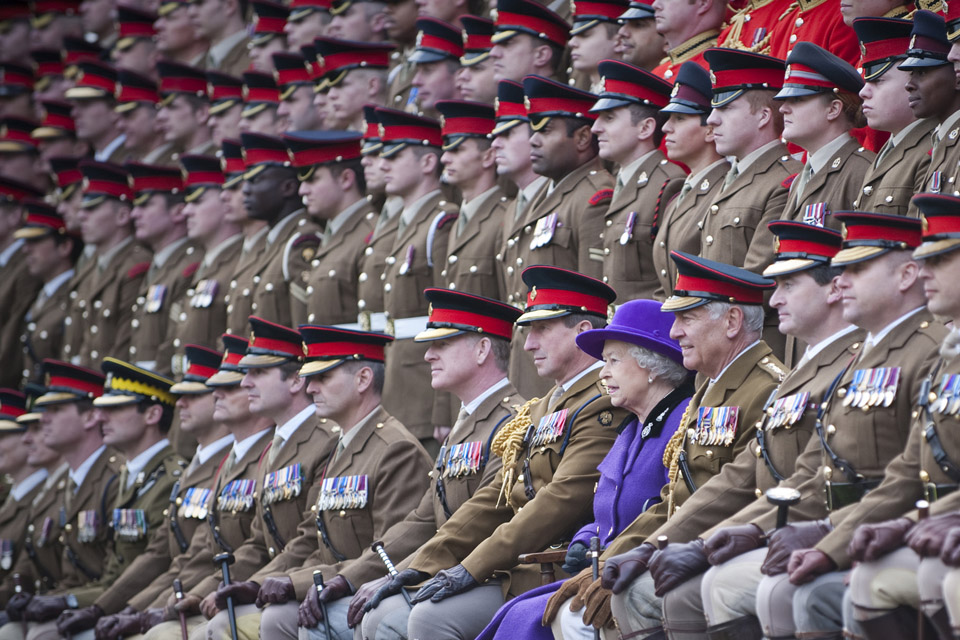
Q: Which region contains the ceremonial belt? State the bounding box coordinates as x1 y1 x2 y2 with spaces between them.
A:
815 356 862 484
315 514 347 563
22 538 56 591
168 480 189 553
757 388 786 483
825 479 881 511
919 360 960 484
262 504 286 554
434 413 511 518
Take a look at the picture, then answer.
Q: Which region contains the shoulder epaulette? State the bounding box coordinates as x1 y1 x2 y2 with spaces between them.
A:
127 262 150 279
589 188 614 206
782 174 798 189
182 261 200 279
757 355 786 382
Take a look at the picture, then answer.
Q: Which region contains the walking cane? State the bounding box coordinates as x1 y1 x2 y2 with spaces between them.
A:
370 540 412 608
765 487 802 529
213 552 239 640
589 536 601 640
917 499 931 640
13 573 26 638
173 579 188 640
312 570 335 640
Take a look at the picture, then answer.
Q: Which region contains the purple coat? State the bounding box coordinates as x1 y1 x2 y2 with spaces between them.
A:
477 384 693 640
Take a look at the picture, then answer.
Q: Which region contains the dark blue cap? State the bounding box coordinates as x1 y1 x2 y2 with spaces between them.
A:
662 62 713 114
776 42 863 98
899 10 950 69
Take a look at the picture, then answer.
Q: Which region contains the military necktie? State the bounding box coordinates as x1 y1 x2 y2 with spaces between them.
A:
448 406 470 441
221 449 237 476
794 163 815 200
874 139 894 169
547 386 564 411
267 433 285 465
722 164 739 191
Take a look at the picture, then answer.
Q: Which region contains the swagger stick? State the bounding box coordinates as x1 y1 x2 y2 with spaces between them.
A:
371 540 412 607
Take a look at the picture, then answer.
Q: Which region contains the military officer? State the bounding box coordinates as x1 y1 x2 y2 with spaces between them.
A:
697 213 945 638
111 5 158 80
648 0 723 81
716 0 793 55
239 71 284 137
409 18 463 118
274 52 323 131
62 61 127 164
369 266 627 640
155 62 215 161
126 163 201 375
374 107 458 445
62 160 153 368
313 39 394 132
589 59 684 300
651 62 729 299
285 130 376 327
167 154 243 372
487 0 571 84
248 0 288 72
455 16 497 104
853 18 936 216
568 0 627 92
613 2 665 70
352 288 524 639
16 202 81 384
206 72 245 148
283 0 330 49
113 70 174 167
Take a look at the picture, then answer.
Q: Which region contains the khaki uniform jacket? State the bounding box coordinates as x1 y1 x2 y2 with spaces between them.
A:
699 143 800 273
294 201 377 327
739 309 946 533
135 430 272 610
72 240 154 367
20 277 73 383
357 206 401 325
250 210 320 330
0 254 42 387
814 350 960 567
225 230 271 335
168 235 243 362
54 449 122 594
854 118 936 216
60 254 99 363
653 161 731 300
187 417 336 597
251 407 431 597
440 186 511 300
410 368 628 597
211 36 251 77
654 331 863 546
378 385 522 577
601 342 784 558
92 442 224 613
386 47 417 113
925 118 960 196
380 192 458 440
0 479 47 588
127 240 202 375
6 466 69 597
71 444 184 608
601 151 684 300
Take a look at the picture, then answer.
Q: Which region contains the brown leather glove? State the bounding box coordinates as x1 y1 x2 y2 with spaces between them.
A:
94 607 139 640
298 584 323 629
6 592 32 621
24 595 70 622
542 568 595 625
847 518 913 563
347 576 389 628
601 542 656 594
761 519 832 576
57 604 103 635
906 512 960 557
580 576 613 629
939 526 960 567
215 580 260 610
786 549 837 585
318 575 352 603
256 576 296 608
704 524 765 565
649 540 709 597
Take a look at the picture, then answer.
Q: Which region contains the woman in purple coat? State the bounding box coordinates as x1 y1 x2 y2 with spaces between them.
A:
478 299 693 640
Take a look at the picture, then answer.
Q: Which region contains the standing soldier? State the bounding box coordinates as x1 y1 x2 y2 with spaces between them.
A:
274 52 324 131
614 2 666 71
314 39 393 132
206 72 245 149
239 71 284 137
113 70 173 166
409 18 463 118
487 0 570 84
568 0 628 92
63 61 127 163
155 62 215 160
455 16 497 104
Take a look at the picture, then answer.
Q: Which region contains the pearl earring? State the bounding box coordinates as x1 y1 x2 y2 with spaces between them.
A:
648 375 654 384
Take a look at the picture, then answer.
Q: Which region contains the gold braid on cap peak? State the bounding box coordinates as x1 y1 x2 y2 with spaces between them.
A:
490 396 540 509
108 376 175 406
663 400 695 518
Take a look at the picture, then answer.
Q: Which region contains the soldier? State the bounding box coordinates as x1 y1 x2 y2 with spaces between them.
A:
113 70 173 166
383 0 420 112
409 18 463 118
284 0 331 49
0 4 32 63
8 362 120 638
651 62 729 299
248 0 288 72
167 155 243 371
63 61 127 163
274 52 323 131
55 349 232 637
315 39 394 132
61 161 152 367
126 163 201 375
33 100 86 170
716 0 793 55
568 0 628 92
206 72 245 149
155 61 215 160
30 0 84 52
286 130 375 327
697 213 945 638
349 289 524 639
112 5 159 80
17 202 82 383
455 16 496 104
590 59 684 300
189 0 250 75
325 0 388 41
488 0 570 83
546 251 785 639
31 49 72 108
374 107 458 446
238 70 284 137
50 155 85 236
0 62 34 121
649 0 724 80
853 17 936 216
153 0 209 67
613 2 665 71
81 0 115 49
767 0 859 64
0 117 47 190
363 266 625 639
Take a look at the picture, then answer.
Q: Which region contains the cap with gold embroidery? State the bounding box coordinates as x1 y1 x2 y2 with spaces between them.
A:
911 193 960 259
945 0 960 42
492 80 528 135
899 10 951 69
17 383 45 425
50 155 83 200
205 334 249 386
61 36 103 79
115 69 160 114
298 325 392 377
206 71 244 116
240 132 291 180
301 44 325 86
127 162 183 206
239 317 303 368
181 154 224 203
79 160 133 209
410 17 464 64
0 62 33 97
31 0 80 29
221 138 245 189
831 211 922 266
115 4 156 52
157 0 189 16
571 0 630 37
33 100 76 140
415 288 522 342
64 60 117 100
285 130 362 181
853 17 912 81
703 48 785 108
762 220 843 277
289 0 330 22
170 345 222 394
157 60 208 104
272 52 312 100
461 15 494 66
241 70 281 118
374 107 442 158
312 38 394 88
516 265 616 325
663 250 774 311
590 59 673 112
618 1 655 21
775 42 863 99
251 0 288 47
0 1 30 30
662 61 713 115
14 199 70 240
31 49 65 92
492 0 570 48
0 175 42 203
35 359 105 407
0 117 38 153
94 357 176 407
435 100 495 151
0 389 28 433
522 74 599 131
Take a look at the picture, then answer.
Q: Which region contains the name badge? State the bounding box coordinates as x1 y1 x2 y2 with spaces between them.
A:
843 367 900 410
694 406 739 447
218 479 256 513
766 392 809 430
263 463 302 506
531 409 568 447
77 509 99 543
318 475 368 510
437 441 483 478
178 487 212 520
111 508 147 541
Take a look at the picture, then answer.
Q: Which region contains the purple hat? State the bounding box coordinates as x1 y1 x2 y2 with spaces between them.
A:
575 299 683 365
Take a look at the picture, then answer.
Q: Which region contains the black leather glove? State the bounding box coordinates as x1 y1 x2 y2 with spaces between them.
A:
348 576 389 628
562 541 590 575
57 604 103 635
363 569 428 613
847 518 913 563
215 580 260 609
601 542 655 594
761 519 832 575
649 540 709 597
24 594 71 622
704 524 765 565
410 565 478 603
6 591 32 621
255 576 296 608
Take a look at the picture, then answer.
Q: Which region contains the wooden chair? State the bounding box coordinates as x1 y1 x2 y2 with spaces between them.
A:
517 549 568 585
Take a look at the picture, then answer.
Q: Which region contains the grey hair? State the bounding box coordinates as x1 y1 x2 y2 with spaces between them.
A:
704 301 764 334
627 345 689 387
